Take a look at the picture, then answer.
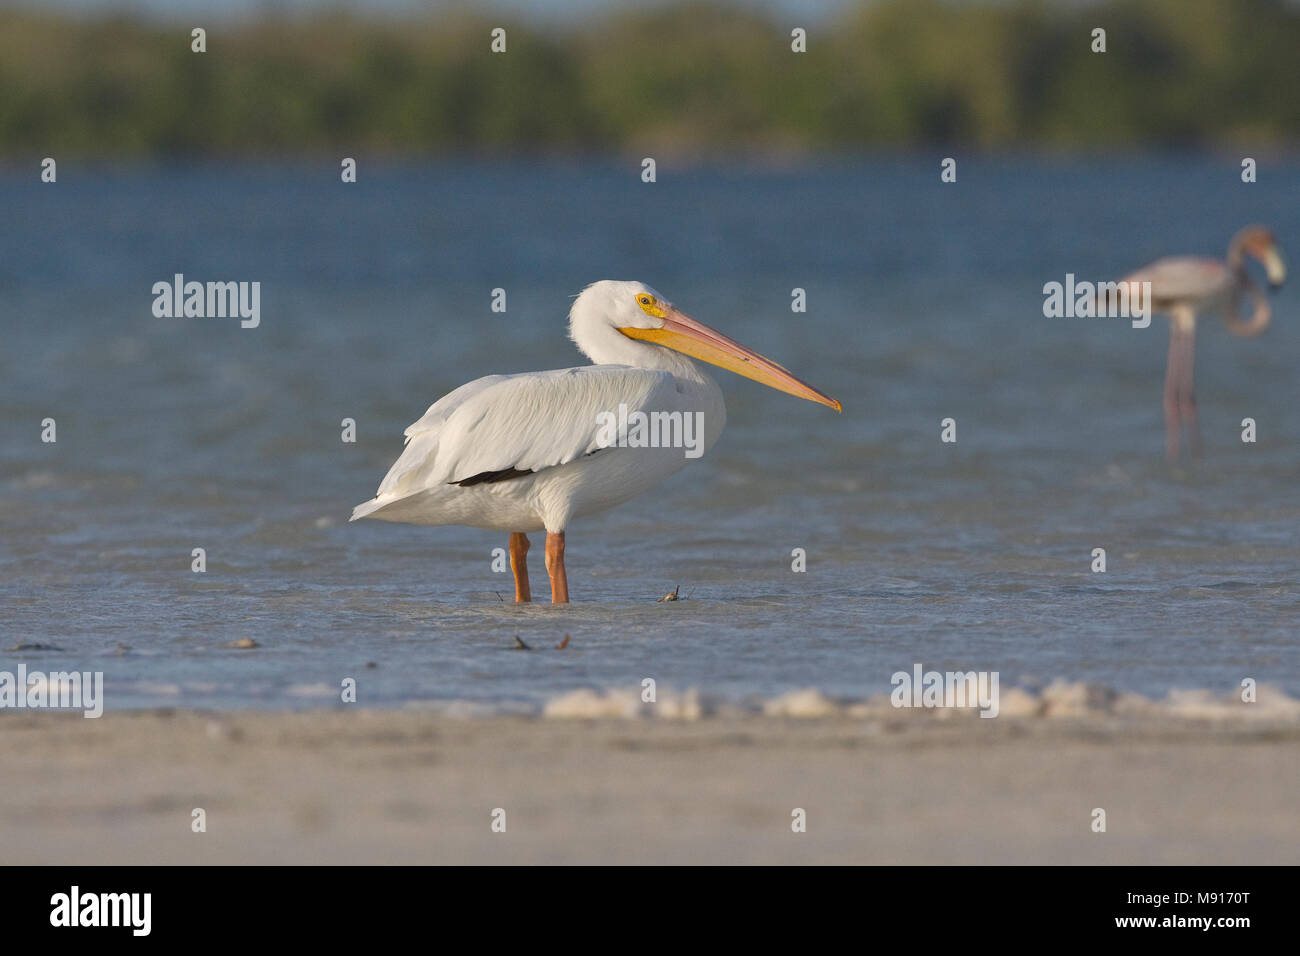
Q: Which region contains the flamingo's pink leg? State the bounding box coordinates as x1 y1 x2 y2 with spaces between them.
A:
1163 329 1182 461
1164 309 1198 461
1176 328 1201 458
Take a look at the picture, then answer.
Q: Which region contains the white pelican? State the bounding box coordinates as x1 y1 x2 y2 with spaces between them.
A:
351 280 841 603
1117 225 1285 460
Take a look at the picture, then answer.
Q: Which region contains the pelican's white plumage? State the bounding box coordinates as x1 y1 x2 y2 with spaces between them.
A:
352 279 840 602
351 364 722 532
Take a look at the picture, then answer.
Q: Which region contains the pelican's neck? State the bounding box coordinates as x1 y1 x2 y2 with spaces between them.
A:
573 322 718 386
570 316 727 456
628 340 717 386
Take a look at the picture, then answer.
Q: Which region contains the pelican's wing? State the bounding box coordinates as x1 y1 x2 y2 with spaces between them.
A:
352 365 679 517
1120 256 1229 307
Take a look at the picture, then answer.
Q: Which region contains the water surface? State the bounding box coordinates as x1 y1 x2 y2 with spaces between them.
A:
2 157 1297 709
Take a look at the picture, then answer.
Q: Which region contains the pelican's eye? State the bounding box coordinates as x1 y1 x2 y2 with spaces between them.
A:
636 293 665 317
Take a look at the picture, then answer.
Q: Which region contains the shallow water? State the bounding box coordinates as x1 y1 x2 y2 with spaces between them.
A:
2 157 1298 710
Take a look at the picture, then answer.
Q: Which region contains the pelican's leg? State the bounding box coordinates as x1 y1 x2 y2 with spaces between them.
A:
545 531 569 604
508 532 531 603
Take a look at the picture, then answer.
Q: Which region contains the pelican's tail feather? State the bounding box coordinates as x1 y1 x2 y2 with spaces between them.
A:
350 497 387 521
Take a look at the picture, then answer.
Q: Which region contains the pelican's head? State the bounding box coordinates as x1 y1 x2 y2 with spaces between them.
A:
569 280 841 411
1232 225 1286 290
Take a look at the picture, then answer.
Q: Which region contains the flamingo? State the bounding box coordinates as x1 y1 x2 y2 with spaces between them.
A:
351 281 841 603
1118 225 1285 459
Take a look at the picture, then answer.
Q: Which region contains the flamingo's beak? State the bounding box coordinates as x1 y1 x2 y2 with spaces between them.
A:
620 307 842 411
1261 245 1286 290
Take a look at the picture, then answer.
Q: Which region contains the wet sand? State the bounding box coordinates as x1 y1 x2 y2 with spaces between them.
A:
3 706 1297 864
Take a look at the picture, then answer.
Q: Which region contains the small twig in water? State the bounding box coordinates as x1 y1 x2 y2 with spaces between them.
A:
657 584 681 603
556 634 570 649
513 635 530 650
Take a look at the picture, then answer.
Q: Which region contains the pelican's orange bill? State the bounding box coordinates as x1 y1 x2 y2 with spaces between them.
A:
620 307 842 411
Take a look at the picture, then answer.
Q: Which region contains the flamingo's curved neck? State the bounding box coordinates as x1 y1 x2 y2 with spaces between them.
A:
1227 240 1248 273
1227 281 1271 337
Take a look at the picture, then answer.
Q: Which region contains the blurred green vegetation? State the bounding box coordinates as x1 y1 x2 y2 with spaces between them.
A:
1 0 1297 157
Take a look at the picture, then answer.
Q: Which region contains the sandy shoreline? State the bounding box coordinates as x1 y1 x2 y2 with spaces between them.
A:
3 705 1298 864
